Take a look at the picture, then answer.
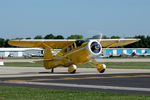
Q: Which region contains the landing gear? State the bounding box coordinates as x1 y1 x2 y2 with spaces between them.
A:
51 68 54 73
70 70 76 73
89 59 106 73
97 64 106 73
68 65 77 73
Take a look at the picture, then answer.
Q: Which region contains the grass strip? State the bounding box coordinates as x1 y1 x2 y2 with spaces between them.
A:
0 86 150 100
80 62 150 69
3 62 150 69
4 62 43 67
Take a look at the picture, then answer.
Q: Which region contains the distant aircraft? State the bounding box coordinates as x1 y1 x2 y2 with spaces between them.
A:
131 51 150 57
8 39 139 73
118 51 150 57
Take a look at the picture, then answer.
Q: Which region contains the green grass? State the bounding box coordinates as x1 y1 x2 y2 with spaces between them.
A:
105 62 150 69
4 62 43 67
0 86 150 100
4 62 150 69
102 56 150 59
80 62 150 69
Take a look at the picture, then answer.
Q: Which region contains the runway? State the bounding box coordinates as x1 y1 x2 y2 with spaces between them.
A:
0 67 150 95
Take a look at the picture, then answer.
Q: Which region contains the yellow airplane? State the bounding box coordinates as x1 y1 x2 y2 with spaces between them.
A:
8 38 139 73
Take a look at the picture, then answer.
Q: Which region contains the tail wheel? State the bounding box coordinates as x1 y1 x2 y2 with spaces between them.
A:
68 65 77 73
97 64 106 73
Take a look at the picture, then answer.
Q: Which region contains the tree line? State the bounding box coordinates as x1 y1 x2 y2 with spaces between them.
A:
0 34 84 47
0 34 150 48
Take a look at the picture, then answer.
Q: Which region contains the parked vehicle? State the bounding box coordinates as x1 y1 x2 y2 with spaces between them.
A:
23 53 43 58
8 54 14 57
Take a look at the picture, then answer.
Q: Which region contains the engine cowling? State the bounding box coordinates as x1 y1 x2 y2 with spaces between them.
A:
87 40 102 57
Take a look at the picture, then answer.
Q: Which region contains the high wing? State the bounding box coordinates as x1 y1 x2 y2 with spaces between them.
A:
8 39 76 48
99 39 140 47
8 39 140 48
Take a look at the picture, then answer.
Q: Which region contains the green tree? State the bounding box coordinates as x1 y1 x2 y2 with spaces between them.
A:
26 37 31 39
92 35 109 39
34 35 43 39
124 35 150 48
4 39 12 47
44 34 54 39
146 36 150 48
67 35 83 39
14 38 24 40
54 35 64 39
0 38 5 47
111 36 120 39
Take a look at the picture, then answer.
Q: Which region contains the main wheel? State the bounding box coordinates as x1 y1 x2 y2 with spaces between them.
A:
68 65 77 73
97 64 106 73
70 70 76 73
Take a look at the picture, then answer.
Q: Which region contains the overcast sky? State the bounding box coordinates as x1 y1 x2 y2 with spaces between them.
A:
0 0 150 39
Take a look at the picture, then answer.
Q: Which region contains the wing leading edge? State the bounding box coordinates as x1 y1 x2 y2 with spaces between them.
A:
8 39 140 48
99 39 140 47
8 39 76 48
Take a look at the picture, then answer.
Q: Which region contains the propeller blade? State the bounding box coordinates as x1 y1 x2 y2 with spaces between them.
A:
98 33 103 42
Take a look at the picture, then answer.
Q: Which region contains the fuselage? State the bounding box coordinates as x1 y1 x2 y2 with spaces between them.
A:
44 40 102 69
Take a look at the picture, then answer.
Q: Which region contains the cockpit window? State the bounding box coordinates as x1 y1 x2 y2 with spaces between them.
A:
68 46 72 51
72 43 75 49
75 40 85 47
64 48 67 53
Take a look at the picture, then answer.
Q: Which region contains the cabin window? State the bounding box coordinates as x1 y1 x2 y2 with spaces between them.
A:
72 43 75 49
64 48 67 53
75 40 85 47
68 46 72 51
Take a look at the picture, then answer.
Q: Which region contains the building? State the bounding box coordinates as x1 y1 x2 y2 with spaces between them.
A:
0 48 43 57
104 48 150 56
0 48 150 58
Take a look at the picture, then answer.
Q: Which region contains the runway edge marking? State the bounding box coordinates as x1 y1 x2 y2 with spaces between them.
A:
5 81 150 92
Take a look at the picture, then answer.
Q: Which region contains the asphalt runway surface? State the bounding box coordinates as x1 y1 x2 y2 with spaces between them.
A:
0 67 150 95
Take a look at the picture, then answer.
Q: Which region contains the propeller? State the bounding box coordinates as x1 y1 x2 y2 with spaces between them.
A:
98 33 103 42
90 41 101 53
89 33 103 54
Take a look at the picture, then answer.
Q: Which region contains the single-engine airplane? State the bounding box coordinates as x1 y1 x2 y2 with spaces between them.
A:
8 38 139 73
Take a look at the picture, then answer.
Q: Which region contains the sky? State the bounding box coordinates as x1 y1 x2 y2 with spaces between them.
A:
0 0 150 39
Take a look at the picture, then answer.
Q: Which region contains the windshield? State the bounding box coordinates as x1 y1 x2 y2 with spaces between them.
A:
75 40 86 47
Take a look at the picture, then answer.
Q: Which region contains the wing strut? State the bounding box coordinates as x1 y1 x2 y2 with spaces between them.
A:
42 42 63 57
42 42 71 63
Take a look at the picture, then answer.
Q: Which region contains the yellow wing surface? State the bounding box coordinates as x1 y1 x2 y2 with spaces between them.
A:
8 39 140 48
100 39 140 47
8 39 75 48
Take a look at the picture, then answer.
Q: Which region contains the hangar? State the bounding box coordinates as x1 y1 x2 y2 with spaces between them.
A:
0 48 149 58
0 48 43 57
104 48 150 56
